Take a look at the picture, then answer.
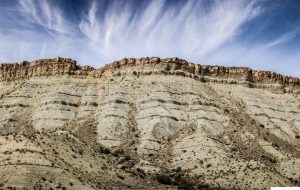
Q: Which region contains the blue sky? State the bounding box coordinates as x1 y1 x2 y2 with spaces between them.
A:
0 0 299 76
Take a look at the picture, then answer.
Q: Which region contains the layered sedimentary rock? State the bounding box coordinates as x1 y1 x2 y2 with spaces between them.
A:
0 57 299 189
1 57 299 90
0 57 77 81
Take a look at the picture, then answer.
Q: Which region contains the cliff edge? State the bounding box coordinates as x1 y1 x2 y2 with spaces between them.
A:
1 57 299 92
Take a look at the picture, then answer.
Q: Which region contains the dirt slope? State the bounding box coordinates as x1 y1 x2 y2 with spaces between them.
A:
0 57 299 189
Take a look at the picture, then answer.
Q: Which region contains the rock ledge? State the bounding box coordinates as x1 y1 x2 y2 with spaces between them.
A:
1 57 299 91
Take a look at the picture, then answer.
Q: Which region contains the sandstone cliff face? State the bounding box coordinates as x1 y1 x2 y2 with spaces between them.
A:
0 57 77 81
103 57 300 87
1 57 299 90
0 57 299 190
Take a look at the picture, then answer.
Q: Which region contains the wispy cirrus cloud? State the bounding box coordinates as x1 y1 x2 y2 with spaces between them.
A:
0 0 77 62
0 0 299 76
19 0 71 34
79 0 262 61
266 25 300 48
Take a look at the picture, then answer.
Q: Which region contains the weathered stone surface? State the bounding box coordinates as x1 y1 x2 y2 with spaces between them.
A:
0 57 77 81
0 57 299 189
1 57 299 91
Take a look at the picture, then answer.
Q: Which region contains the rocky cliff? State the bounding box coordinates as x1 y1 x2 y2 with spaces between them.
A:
0 57 77 81
0 57 299 190
1 57 299 91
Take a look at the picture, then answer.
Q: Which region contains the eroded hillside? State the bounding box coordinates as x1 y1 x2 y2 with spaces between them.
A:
0 57 299 189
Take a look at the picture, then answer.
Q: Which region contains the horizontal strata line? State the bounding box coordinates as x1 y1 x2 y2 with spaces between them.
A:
40 100 79 107
138 115 220 123
194 116 219 122
1 101 99 109
5 95 32 98
38 108 72 111
249 104 286 112
173 134 212 140
139 105 184 111
78 109 95 112
105 92 128 96
104 114 125 119
175 143 226 150
289 110 300 114
39 102 98 108
188 108 221 113
0 150 46 156
98 138 121 141
34 118 69 121
82 94 98 97
137 114 183 121
200 102 220 108
0 103 29 108
139 98 186 105
135 88 203 97
250 105 300 114
98 99 130 106
188 105 219 112
139 102 220 110
253 113 287 121
81 102 98 106
0 163 61 169
139 147 159 151
56 91 82 97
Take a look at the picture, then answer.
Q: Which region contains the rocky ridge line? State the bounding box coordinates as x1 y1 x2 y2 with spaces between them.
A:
1 57 299 91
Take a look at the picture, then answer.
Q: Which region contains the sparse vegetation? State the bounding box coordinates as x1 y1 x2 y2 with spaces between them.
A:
153 167 222 190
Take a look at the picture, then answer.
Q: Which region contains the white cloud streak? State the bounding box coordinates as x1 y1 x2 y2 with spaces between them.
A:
0 0 77 63
266 26 300 48
79 0 261 61
19 0 70 34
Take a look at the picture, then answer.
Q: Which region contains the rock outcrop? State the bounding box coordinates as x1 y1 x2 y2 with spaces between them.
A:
0 57 77 81
0 57 299 190
1 57 299 91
